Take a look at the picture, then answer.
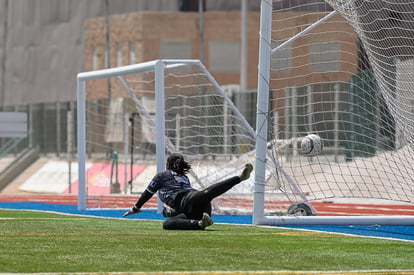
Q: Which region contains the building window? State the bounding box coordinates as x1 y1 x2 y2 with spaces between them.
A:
271 40 291 73
310 41 340 72
209 41 240 73
129 41 136 64
116 43 123 67
160 40 191 59
92 45 98 70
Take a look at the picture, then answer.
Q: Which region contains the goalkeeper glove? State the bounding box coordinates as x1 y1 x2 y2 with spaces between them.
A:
123 206 141 217
162 206 178 218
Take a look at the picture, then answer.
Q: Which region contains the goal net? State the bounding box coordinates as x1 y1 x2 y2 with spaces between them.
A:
76 60 257 212
254 0 414 225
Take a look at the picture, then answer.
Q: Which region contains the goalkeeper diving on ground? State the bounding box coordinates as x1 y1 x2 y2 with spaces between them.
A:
123 153 253 230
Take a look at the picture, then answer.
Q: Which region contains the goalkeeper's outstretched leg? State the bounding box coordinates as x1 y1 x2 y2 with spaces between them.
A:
123 153 253 230
163 163 253 230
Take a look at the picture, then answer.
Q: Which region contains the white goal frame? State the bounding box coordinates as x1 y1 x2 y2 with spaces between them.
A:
254 0 414 226
76 59 260 211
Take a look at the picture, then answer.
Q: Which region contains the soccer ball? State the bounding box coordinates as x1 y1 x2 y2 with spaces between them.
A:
300 134 323 156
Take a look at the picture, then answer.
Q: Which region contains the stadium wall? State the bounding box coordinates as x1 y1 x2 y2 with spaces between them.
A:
0 0 180 107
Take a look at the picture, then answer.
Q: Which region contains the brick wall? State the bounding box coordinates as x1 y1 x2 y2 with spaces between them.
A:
83 11 357 99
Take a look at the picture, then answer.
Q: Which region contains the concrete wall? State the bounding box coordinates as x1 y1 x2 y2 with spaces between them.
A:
0 0 180 106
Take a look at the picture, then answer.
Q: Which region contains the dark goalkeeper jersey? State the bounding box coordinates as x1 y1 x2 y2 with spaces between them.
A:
146 170 194 205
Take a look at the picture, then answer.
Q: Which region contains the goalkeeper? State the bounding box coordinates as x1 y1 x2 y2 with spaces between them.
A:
123 153 253 230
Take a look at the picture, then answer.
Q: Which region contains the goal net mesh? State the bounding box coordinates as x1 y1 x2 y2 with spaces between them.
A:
262 0 414 216
79 61 256 212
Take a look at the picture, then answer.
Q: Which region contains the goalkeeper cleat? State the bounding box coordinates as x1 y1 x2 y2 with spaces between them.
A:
198 212 213 229
239 163 253 181
123 206 141 217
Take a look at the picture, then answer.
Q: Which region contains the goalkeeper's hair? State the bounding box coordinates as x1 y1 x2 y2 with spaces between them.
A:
167 153 192 176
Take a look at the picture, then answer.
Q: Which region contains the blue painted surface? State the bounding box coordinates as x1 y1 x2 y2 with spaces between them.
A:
1 201 413 241
0 201 252 224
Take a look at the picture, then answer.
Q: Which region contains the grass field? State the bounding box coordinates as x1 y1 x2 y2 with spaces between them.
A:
1 209 414 274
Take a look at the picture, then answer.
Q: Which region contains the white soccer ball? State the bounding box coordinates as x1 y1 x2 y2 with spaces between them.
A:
301 134 323 156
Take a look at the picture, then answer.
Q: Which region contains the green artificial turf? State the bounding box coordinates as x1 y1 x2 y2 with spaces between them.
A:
0 210 413 273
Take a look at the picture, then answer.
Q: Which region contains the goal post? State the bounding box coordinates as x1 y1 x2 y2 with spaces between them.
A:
254 0 414 225
253 0 272 225
77 60 163 210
